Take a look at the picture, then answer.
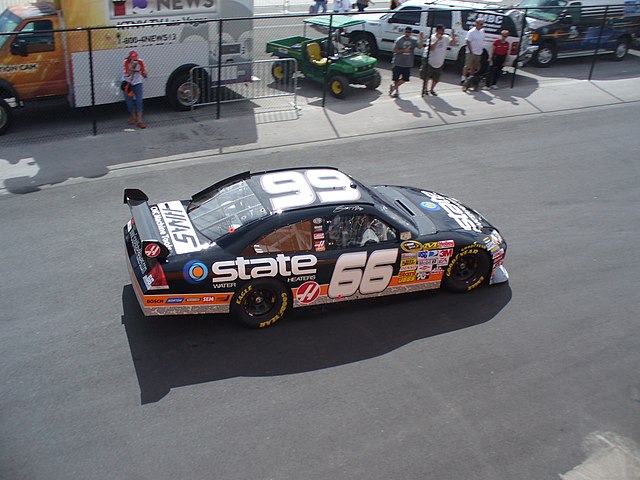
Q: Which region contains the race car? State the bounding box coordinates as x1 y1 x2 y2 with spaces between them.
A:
123 167 508 328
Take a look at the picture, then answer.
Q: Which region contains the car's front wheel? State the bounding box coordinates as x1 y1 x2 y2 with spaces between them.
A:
350 32 378 57
365 70 381 90
443 244 491 292
329 75 349 99
532 42 556 67
230 279 291 328
0 98 12 136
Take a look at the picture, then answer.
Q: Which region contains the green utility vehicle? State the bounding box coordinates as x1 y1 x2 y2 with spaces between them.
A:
265 16 381 98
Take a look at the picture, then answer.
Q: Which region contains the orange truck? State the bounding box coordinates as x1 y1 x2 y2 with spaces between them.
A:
0 0 253 134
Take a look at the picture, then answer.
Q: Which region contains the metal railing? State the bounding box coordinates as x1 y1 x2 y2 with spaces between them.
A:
189 58 298 116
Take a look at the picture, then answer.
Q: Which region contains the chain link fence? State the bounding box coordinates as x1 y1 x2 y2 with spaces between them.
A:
1 5 639 140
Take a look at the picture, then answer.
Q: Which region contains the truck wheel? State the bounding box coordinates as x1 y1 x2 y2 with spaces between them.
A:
532 42 556 67
366 70 381 90
328 75 349 99
167 72 203 111
612 37 629 61
230 279 291 328
272 61 294 82
350 32 378 57
0 98 12 136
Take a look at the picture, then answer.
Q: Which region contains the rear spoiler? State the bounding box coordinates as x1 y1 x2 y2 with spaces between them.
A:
124 189 170 260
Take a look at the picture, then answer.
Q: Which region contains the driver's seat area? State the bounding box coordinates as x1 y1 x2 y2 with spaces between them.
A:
306 42 328 67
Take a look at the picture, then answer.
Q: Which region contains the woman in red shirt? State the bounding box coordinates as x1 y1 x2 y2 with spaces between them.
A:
486 30 510 89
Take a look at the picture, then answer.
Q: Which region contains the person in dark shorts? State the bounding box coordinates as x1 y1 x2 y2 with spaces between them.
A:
389 26 423 97
420 24 457 96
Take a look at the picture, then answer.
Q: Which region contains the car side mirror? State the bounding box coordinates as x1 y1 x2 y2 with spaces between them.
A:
10 39 28 57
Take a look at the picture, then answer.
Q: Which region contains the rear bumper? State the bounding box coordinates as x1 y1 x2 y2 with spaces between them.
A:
125 254 232 316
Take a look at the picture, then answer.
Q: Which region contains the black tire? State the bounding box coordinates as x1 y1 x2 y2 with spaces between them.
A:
0 98 12 136
272 61 294 82
328 74 349 99
167 71 206 111
443 244 491 293
230 279 291 328
612 37 629 61
350 32 378 57
365 70 381 90
531 42 556 68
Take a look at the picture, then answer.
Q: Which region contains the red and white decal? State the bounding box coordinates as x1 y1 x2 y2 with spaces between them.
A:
296 281 321 304
144 243 161 258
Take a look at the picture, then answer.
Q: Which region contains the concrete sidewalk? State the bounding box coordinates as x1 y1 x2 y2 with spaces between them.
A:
1 72 639 195
111 74 640 168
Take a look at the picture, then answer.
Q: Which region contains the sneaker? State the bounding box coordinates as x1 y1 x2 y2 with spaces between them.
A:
388 84 394 96
422 90 429 96
460 76 466 85
430 90 437 96
137 122 146 129
391 91 399 98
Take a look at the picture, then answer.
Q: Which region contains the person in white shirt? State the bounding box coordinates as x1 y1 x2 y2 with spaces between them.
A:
332 0 350 12
421 24 457 96
461 18 485 85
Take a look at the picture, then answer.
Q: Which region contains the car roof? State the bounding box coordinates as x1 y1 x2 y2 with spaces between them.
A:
192 167 377 215
401 0 504 10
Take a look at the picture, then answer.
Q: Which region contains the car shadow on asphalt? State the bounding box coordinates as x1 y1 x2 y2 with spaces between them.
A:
121 283 512 404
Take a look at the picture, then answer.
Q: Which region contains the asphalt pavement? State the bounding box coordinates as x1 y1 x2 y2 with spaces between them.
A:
1 52 640 480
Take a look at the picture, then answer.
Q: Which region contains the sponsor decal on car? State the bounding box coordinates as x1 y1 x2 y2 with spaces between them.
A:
158 201 203 254
296 281 321 304
401 240 422 252
421 191 482 232
183 260 209 284
211 253 317 283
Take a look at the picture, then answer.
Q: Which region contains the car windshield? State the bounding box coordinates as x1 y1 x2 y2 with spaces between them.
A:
0 10 21 49
188 180 268 241
520 0 567 21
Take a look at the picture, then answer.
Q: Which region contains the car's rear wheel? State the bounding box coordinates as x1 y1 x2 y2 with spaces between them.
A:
272 61 294 82
230 279 291 328
443 244 491 292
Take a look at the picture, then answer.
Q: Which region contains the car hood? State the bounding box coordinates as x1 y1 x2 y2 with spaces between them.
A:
374 185 492 235
340 53 377 66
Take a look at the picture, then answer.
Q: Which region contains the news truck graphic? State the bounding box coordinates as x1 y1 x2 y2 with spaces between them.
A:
0 0 253 134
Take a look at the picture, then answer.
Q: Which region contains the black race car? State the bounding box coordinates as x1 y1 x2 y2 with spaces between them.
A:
124 167 508 328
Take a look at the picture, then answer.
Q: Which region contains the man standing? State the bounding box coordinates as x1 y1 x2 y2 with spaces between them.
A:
389 26 423 98
461 18 485 87
421 24 457 96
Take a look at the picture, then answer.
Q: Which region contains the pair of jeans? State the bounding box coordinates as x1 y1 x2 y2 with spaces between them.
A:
487 55 506 86
313 0 327 13
123 82 144 112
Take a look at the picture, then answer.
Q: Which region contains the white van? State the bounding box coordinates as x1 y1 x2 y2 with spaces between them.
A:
344 0 532 66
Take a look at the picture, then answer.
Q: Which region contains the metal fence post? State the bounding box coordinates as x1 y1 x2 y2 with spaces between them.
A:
217 19 223 119
321 13 334 108
88 28 97 136
511 7 528 89
588 5 609 81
